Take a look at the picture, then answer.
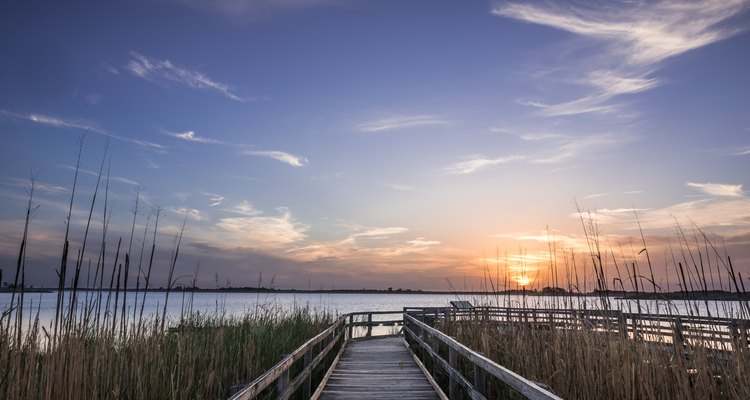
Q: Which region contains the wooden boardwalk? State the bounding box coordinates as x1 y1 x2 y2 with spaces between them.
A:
316 337 443 400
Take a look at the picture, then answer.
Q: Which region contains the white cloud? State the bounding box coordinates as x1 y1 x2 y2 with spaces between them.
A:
216 207 307 247
445 155 525 174
407 237 440 247
386 184 420 192
165 130 222 144
223 200 262 216
586 70 659 95
165 0 335 21
201 192 226 207
354 227 409 238
61 165 139 187
493 1 749 117
356 115 449 133
584 193 611 199
686 182 744 197
734 145 750 156
531 133 629 164
125 52 251 102
492 127 566 142
491 128 633 166
575 198 750 232
493 1 748 66
244 150 308 167
1 109 166 150
167 207 204 221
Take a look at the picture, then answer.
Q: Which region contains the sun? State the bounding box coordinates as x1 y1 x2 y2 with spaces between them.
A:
513 275 532 287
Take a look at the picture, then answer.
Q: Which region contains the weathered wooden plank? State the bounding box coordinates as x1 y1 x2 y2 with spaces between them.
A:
318 337 440 400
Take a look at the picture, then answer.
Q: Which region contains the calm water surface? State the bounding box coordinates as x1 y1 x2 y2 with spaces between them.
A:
2 291 747 332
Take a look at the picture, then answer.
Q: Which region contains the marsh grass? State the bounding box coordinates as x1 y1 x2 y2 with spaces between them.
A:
0 305 333 399
438 319 750 399
0 138 334 399
436 209 750 399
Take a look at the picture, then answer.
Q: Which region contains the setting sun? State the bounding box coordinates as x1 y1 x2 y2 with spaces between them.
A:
513 275 532 287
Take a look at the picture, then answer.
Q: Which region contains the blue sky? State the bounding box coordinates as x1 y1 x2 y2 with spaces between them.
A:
1 0 749 290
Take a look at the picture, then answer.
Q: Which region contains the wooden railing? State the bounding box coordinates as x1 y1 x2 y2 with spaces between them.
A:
229 306 750 400
228 310 403 400
406 306 750 352
403 313 562 400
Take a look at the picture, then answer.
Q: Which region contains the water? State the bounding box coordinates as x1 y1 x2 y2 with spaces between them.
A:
2 290 747 332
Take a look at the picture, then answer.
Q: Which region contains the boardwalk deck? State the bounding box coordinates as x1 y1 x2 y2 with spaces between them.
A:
316 337 442 400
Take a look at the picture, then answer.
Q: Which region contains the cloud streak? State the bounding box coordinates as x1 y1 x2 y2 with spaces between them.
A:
445 155 524 175
125 52 251 102
493 1 749 116
165 130 223 144
687 182 744 197
356 115 449 133
244 150 308 167
216 207 307 247
1 110 166 150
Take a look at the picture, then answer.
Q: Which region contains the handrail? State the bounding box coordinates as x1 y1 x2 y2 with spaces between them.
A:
228 310 405 400
229 306 750 400
229 315 346 400
404 313 562 400
414 306 750 351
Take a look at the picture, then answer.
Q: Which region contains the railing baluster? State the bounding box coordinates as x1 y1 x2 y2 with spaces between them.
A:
474 364 486 397
302 348 312 398
366 312 372 337
449 347 457 399
348 314 354 340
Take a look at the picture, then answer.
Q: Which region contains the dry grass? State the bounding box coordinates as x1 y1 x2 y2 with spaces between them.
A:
0 306 333 399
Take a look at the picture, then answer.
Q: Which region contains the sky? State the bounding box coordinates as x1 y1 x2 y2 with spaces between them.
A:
1 0 749 291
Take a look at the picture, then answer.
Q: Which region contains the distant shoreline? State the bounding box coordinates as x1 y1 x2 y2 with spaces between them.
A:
1 287 748 301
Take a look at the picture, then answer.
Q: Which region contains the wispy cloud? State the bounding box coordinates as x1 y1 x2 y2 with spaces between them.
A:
353 227 409 238
531 133 628 164
575 198 750 232
356 115 449 133
216 207 307 247
449 128 632 173
165 0 336 21
167 207 204 221
734 145 750 156
493 1 749 116
445 154 524 175
1 109 166 150
244 150 308 167
125 52 251 102
493 1 748 65
407 237 440 247
687 182 744 197
60 165 139 187
165 130 223 144
584 193 611 199
385 184 427 193
201 191 226 207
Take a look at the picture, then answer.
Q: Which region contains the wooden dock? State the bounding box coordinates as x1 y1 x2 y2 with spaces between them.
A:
230 306 750 400
315 337 442 400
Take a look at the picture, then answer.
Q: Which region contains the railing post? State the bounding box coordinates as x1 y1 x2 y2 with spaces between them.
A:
474 364 486 396
449 347 457 399
618 312 627 338
366 312 373 337
276 366 289 397
731 321 741 351
303 348 312 398
674 317 685 347
348 314 354 340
